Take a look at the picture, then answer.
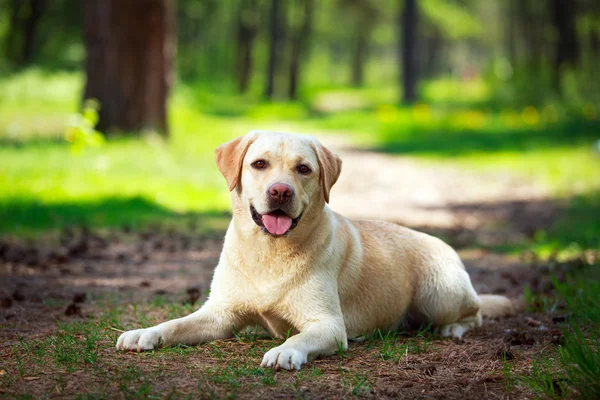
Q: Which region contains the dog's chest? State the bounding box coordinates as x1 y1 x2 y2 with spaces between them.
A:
235 273 294 311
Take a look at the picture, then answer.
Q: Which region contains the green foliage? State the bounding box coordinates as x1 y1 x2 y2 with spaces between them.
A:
523 266 600 398
420 0 482 39
64 99 105 153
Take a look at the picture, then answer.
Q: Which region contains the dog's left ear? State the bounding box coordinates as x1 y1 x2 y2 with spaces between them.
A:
215 133 258 191
313 141 342 203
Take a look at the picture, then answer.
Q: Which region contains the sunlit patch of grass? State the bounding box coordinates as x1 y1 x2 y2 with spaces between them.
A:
0 69 82 139
446 146 599 194
0 73 245 236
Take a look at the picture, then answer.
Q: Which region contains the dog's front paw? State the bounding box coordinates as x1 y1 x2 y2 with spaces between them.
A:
261 346 307 370
116 328 164 352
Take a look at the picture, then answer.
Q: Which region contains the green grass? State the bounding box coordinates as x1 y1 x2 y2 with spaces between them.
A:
364 327 434 362
522 265 600 398
339 366 376 396
0 72 245 236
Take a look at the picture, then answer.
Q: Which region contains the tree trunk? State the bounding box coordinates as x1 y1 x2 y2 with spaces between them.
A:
288 0 314 100
5 0 46 67
83 0 175 136
422 31 441 79
4 0 20 64
22 0 46 65
517 0 544 72
591 30 600 61
400 0 418 104
506 0 517 65
265 0 285 99
550 0 580 90
351 33 367 87
236 0 259 93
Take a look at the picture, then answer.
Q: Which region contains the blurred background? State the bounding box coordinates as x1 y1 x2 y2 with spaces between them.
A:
0 0 598 255
1 2 600 397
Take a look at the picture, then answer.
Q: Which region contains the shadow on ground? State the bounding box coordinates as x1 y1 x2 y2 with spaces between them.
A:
371 119 599 156
401 191 599 253
406 197 562 250
0 196 231 237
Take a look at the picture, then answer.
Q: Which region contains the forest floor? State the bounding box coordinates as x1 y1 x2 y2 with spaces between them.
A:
0 139 586 399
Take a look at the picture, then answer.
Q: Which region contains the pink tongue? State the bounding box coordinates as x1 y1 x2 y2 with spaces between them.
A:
262 213 293 235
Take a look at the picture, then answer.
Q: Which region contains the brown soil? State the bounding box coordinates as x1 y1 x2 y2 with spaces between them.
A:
0 144 574 399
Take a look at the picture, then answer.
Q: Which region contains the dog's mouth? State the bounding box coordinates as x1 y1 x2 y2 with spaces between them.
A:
250 205 302 237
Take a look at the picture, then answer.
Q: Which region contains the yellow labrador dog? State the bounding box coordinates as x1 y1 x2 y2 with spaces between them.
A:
117 131 518 370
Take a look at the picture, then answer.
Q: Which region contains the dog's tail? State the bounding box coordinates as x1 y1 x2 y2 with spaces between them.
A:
478 294 526 318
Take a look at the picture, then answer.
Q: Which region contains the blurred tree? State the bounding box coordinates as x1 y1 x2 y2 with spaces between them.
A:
4 0 47 67
550 0 580 90
236 0 260 93
400 0 418 104
341 0 379 87
83 0 175 136
265 0 286 99
288 0 315 99
419 0 481 79
177 0 219 80
420 27 442 79
505 0 517 65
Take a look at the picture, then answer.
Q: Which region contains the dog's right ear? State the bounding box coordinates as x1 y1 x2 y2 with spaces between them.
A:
312 141 342 203
215 133 258 191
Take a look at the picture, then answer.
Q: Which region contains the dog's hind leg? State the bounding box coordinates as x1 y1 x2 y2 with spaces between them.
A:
439 312 482 338
411 261 483 339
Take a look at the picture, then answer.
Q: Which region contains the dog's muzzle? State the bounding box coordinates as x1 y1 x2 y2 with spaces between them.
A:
250 206 302 237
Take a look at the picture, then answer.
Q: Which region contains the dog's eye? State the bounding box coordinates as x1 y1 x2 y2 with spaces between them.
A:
297 164 311 175
251 160 267 170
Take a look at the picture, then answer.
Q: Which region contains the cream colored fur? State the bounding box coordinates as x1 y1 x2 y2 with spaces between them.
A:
116 131 519 370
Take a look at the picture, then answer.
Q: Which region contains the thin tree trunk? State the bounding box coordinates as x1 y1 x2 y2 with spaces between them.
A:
518 0 543 72
4 0 20 64
288 0 314 100
83 0 175 136
22 0 46 65
550 0 580 90
506 0 517 65
236 0 258 93
423 32 441 79
5 0 46 67
351 33 367 87
400 0 418 104
591 30 600 61
265 0 284 99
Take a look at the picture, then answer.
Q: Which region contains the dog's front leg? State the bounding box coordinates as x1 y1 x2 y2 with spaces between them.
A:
116 301 240 351
261 316 347 370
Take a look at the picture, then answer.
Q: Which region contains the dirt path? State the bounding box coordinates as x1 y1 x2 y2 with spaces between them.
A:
327 137 550 229
0 140 567 399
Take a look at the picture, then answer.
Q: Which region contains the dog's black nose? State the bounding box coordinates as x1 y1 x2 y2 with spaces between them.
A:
268 183 294 204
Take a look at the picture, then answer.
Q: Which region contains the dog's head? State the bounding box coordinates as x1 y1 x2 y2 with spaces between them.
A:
215 131 342 237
